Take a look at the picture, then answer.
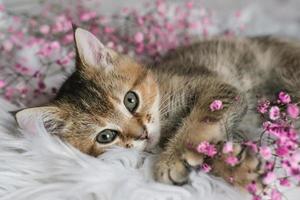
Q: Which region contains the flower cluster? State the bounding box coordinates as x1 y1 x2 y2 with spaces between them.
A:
197 91 300 200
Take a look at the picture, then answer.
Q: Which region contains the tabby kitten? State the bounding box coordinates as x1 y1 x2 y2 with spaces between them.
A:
15 27 300 189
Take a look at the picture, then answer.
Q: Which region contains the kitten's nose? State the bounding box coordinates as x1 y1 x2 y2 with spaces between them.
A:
125 117 148 140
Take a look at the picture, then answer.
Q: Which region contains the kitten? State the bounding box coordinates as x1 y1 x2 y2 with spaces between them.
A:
15 27 300 189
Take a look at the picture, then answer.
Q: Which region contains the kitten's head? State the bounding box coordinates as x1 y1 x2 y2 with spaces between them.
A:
15 28 160 156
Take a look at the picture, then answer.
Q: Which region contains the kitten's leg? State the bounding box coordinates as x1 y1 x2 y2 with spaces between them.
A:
155 80 245 184
275 52 300 101
254 36 300 101
154 79 263 186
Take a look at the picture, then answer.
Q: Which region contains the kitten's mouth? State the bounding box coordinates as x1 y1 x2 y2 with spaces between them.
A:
144 132 159 151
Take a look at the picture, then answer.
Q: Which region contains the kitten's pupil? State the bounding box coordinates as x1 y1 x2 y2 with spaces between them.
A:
96 129 118 144
102 134 109 140
128 98 135 103
124 91 139 112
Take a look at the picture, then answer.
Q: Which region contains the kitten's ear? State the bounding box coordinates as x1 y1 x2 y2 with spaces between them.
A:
74 27 116 70
15 107 65 135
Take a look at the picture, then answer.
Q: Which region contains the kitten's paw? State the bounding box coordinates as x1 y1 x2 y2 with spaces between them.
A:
154 149 204 185
212 144 264 188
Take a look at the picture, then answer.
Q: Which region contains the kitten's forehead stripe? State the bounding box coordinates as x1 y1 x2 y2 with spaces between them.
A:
132 69 148 88
56 71 114 115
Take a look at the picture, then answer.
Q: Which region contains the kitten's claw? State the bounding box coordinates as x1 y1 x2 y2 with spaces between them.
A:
154 149 204 185
154 156 189 185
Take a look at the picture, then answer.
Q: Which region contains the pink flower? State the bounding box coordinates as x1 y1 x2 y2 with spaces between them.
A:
186 1 193 9
263 121 289 138
252 195 261 200
222 142 233 154
246 182 257 194
79 11 97 21
287 104 299 119
62 33 74 44
135 44 144 53
279 178 291 187
52 15 72 33
134 32 144 43
278 91 291 104
0 4 4 12
271 189 282 200
265 161 275 170
0 80 5 88
209 100 223 111
269 106 280 120
288 150 300 168
197 141 217 157
156 0 166 14
201 163 212 173
104 27 114 33
2 40 13 52
56 55 71 66
5 87 14 99
225 155 238 166
259 146 272 160
38 81 46 90
39 25 50 34
276 146 289 157
37 41 60 57
257 99 270 114
263 171 276 185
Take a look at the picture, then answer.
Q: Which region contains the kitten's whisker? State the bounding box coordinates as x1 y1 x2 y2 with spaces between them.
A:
159 93 188 116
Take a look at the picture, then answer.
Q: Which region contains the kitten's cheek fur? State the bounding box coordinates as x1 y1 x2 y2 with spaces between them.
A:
145 122 160 150
145 94 161 151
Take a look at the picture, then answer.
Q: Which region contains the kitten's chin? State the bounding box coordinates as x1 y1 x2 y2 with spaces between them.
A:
145 130 160 151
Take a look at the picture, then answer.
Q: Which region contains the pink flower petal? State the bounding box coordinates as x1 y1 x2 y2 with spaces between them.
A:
257 99 270 114
287 104 299 119
39 25 50 34
269 106 280 120
209 100 223 111
2 40 13 52
263 172 276 185
225 155 238 166
201 163 212 173
222 142 233 154
246 182 257 194
0 80 6 88
279 178 291 187
134 32 144 43
278 91 291 104
197 141 217 157
0 4 5 12
259 146 272 160
271 189 282 200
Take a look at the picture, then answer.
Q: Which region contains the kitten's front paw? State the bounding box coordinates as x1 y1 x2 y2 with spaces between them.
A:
154 149 204 185
212 144 264 188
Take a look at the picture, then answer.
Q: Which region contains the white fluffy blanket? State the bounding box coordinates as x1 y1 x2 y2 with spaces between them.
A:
1 101 300 200
0 99 246 200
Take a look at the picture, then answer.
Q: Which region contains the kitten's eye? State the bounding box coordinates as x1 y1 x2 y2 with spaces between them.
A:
124 91 139 113
96 129 118 144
